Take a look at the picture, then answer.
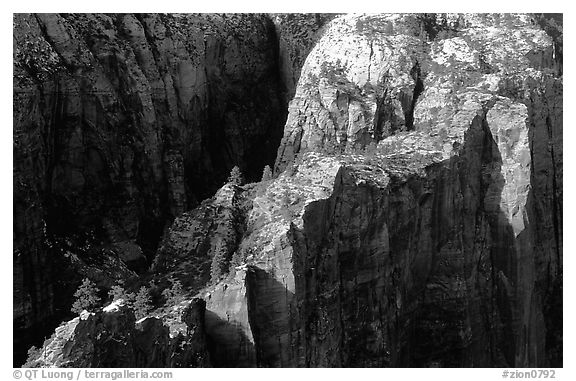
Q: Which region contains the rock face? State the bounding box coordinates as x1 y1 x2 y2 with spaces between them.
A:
13 13 286 363
17 13 562 368
197 14 562 367
274 14 561 170
151 183 244 291
24 299 210 368
271 13 336 104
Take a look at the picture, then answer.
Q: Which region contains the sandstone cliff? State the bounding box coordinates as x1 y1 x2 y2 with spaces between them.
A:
13 13 287 364
271 13 336 104
17 13 562 368
200 13 562 367
24 299 210 367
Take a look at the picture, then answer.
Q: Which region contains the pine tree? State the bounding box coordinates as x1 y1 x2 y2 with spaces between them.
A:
210 250 228 283
107 283 135 305
71 278 100 314
227 165 243 186
108 284 126 301
261 165 273 182
162 278 184 305
133 286 152 320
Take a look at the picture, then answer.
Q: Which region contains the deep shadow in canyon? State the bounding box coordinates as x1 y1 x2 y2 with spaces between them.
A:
13 13 291 366
291 112 561 367
13 13 562 368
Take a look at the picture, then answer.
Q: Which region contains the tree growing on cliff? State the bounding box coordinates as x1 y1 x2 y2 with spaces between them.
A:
133 286 152 319
261 165 273 182
227 165 243 186
161 278 185 305
107 283 135 306
210 248 231 283
108 284 126 301
23 345 47 368
71 278 100 314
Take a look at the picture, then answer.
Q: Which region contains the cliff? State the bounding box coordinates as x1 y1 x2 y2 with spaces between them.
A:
24 299 210 367
13 13 286 364
16 13 562 368
199 13 562 367
271 13 337 104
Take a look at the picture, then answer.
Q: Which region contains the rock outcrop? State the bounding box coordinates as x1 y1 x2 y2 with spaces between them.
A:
151 183 244 291
13 13 286 364
24 299 210 368
17 13 562 368
271 13 336 104
200 13 562 367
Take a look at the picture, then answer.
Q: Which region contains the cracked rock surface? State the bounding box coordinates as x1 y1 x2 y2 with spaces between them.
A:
18 13 562 368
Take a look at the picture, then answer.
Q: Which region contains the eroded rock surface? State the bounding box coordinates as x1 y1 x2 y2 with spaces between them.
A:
271 13 336 104
203 13 562 367
24 299 210 368
18 13 562 368
13 13 286 363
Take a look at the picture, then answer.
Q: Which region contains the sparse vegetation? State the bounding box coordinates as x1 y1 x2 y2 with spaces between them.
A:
23 345 46 368
107 283 136 306
284 157 299 176
132 286 152 320
417 13 459 41
210 249 229 283
355 17 395 37
161 278 185 306
261 165 273 182
71 278 101 314
318 59 367 102
227 166 244 186
208 201 242 283
108 284 126 301
319 59 349 86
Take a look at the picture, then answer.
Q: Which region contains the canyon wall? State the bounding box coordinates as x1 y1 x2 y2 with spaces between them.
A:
203 13 562 367
17 13 562 368
24 299 210 367
13 13 286 364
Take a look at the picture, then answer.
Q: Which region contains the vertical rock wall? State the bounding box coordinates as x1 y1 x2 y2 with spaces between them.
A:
15 13 562 368
13 13 286 364
205 13 562 367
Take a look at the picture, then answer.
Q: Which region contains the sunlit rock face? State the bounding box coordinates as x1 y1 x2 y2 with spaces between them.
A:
214 13 561 367
23 299 210 367
276 14 558 172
